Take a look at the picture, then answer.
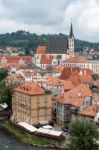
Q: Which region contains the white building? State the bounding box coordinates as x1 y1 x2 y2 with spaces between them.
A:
61 60 99 73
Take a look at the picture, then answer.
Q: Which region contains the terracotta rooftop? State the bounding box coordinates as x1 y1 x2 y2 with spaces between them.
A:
60 67 93 85
80 74 93 83
0 55 32 64
36 46 47 54
52 66 65 73
46 77 64 86
56 84 92 106
64 80 75 90
15 82 45 96
56 92 84 107
63 57 87 63
40 55 53 64
60 67 79 80
79 104 99 117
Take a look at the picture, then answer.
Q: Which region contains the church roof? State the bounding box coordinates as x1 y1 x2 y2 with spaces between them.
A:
35 23 74 55
46 38 68 54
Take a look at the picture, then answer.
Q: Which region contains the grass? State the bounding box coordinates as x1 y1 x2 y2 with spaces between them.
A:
97 146 99 150
3 122 53 147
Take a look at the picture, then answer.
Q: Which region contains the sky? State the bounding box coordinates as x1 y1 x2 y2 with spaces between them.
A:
0 0 99 42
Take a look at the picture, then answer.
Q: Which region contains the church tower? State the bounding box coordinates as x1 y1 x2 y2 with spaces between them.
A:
68 22 75 56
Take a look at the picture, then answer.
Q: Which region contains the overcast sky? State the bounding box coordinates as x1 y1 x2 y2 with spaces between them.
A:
0 0 99 42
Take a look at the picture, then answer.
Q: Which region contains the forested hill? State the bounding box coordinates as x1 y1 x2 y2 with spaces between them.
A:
0 30 99 52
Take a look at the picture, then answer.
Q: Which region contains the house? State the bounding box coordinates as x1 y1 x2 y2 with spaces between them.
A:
60 67 93 86
5 73 25 87
55 84 92 127
0 55 33 67
45 77 64 91
79 104 99 123
11 82 52 125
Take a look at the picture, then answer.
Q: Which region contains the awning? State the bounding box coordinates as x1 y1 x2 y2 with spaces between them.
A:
18 122 37 132
42 125 53 130
39 120 48 125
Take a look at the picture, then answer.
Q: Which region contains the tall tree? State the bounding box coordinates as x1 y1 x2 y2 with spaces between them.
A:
69 117 97 150
0 81 13 110
0 68 8 81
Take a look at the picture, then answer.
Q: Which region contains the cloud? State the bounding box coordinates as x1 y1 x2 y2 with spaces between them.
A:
1 0 66 25
0 0 98 42
64 0 99 42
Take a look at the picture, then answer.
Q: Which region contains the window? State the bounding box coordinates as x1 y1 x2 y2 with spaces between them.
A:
45 94 48 100
37 101 40 108
37 96 40 101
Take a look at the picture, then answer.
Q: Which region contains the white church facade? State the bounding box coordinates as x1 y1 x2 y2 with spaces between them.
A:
33 22 75 69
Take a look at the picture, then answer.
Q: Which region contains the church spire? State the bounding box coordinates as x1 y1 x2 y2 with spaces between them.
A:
68 20 75 56
69 21 74 38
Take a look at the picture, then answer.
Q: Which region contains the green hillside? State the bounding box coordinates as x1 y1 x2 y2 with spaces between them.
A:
0 31 99 53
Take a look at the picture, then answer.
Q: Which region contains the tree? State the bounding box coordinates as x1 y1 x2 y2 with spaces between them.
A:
69 117 97 150
0 68 8 81
0 81 13 110
25 48 30 55
5 84 14 110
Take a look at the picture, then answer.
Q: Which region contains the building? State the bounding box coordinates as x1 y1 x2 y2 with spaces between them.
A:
55 84 92 127
79 104 99 122
0 55 33 67
62 57 99 73
34 22 75 69
67 22 75 56
11 82 52 125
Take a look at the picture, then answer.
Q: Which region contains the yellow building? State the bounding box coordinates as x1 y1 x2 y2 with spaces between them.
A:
11 82 52 125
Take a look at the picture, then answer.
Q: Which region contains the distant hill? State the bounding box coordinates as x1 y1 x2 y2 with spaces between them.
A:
0 30 99 53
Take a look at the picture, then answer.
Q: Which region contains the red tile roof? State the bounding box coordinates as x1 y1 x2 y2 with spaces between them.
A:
52 66 65 73
60 67 92 85
63 57 87 63
64 80 75 90
15 82 45 96
80 74 93 83
40 55 53 64
5 56 20 63
36 46 47 54
0 55 32 65
46 77 64 86
56 93 84 107
79 104 98 117
60 67 77 80
56 84 92 106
